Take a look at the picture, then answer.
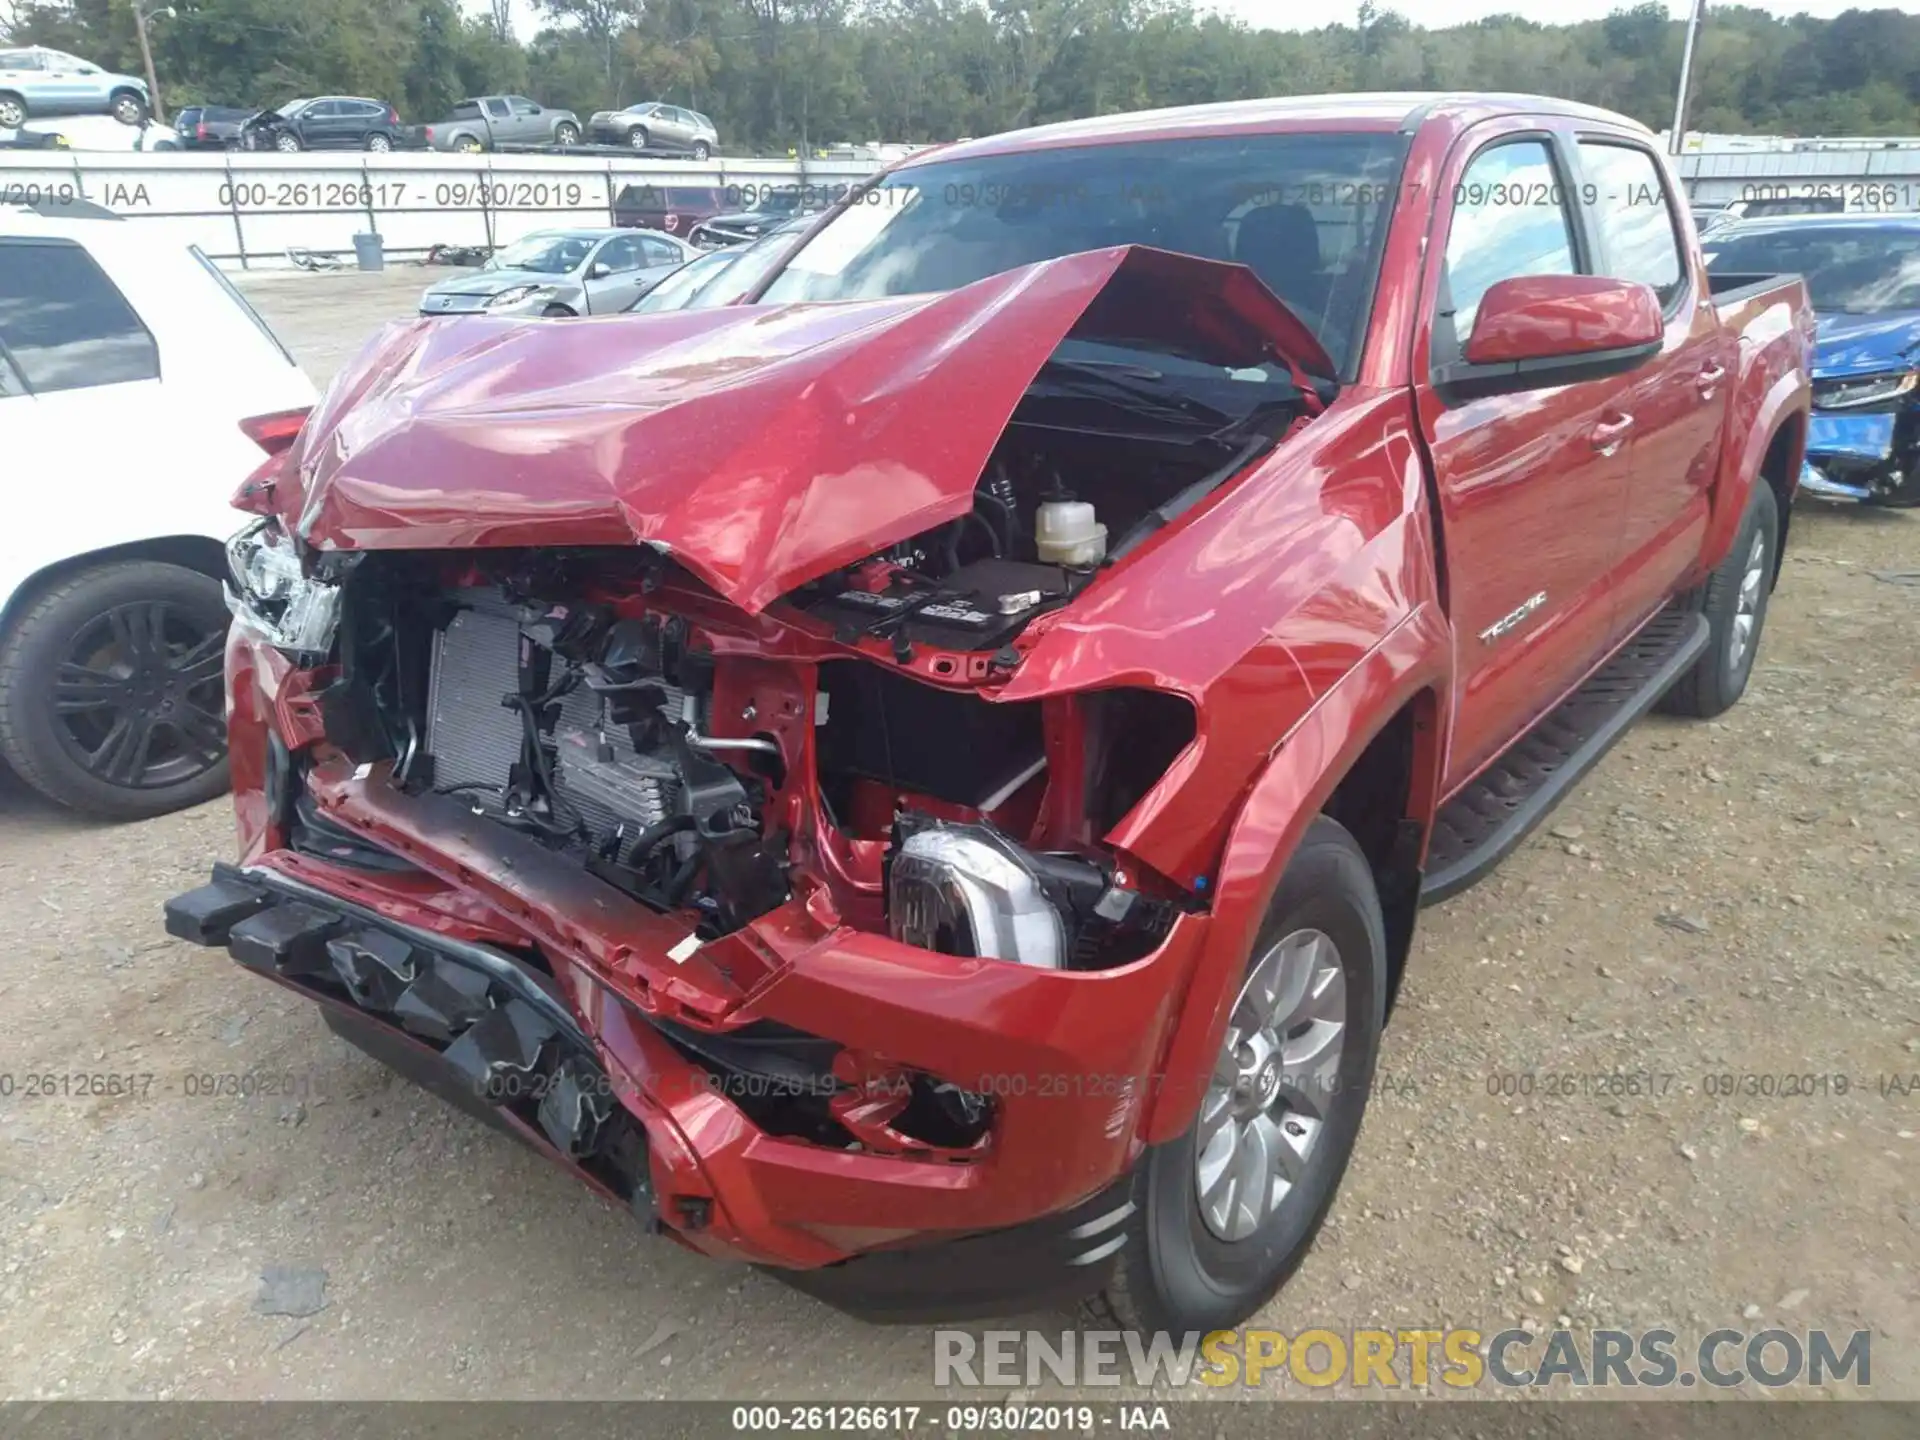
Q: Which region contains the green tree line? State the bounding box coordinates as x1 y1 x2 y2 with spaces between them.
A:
7 0 1920 148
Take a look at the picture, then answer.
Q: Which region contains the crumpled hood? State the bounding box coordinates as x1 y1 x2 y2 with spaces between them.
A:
282 244 1325 614
1813 308 1920 378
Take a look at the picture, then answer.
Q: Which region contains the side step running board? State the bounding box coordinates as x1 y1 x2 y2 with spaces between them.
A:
1421 606 1709 905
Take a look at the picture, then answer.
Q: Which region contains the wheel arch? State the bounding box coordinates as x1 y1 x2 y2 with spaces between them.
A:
1137 606 1450 1145
0 536 226 641
1756 411 1803 586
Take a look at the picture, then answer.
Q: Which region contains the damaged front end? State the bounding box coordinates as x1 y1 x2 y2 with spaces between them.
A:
169 246 1323 1316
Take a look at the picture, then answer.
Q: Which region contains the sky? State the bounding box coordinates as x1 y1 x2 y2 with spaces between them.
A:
1205 0 1920 23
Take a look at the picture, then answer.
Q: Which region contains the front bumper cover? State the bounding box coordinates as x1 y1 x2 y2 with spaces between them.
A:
1802 410 1920 504
165 859 1168 1320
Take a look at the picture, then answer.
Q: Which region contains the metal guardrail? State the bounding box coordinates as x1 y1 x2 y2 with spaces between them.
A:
0 149 882 268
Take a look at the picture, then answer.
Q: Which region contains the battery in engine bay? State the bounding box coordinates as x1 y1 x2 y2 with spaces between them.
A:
802 558 1076 652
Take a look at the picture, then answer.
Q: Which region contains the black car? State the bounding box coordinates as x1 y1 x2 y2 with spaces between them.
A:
687 186 826 247
173 104 252 150
240 96 413 152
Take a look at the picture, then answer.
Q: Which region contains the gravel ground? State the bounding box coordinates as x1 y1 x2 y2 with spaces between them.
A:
0 271 1913 1402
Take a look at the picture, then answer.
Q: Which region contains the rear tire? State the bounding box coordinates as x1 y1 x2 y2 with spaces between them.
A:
0 94 28 128
1660 481 1778 719
365 132 392 152
0 562 230 821
1090 816 1387 1333
691 141 711 160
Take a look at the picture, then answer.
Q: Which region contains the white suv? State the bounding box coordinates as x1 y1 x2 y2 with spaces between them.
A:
0 205 314 818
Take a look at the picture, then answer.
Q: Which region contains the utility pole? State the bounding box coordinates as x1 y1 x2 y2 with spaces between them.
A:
131 0 165 124
1669 0 1706 156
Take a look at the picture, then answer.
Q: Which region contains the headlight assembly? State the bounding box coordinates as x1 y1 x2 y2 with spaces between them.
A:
224 518 341 659
1812 370 1919 411
484 284 549 310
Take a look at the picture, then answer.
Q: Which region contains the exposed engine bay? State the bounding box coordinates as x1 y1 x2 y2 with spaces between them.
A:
790 349 1309 660
293 547 1189 969
239 330 1299 977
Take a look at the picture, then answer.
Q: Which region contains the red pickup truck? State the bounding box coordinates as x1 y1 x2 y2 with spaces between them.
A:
167 93 1812 1334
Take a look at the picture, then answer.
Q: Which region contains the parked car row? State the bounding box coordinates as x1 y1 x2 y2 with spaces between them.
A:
5 41 728 158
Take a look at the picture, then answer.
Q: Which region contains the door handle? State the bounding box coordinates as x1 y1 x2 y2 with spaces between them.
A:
1590 413 1635 455
1697 362 1727 398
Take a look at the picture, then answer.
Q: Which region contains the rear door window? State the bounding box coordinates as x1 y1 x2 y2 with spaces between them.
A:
0 238 159 392
1577 141 1685 307
638 235 683 266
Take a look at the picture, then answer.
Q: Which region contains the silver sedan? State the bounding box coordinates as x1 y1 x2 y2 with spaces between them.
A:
418 228 701 317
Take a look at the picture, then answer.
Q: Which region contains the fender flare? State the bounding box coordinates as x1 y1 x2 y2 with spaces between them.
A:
1702 364 1809 574
1138 602 1451 1145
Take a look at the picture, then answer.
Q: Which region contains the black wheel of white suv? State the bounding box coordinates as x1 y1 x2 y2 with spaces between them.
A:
1089 816 1386 1334
1660 480 1778 720
0 562 230 821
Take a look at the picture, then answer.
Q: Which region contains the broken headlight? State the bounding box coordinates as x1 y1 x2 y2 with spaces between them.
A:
224 517 341 659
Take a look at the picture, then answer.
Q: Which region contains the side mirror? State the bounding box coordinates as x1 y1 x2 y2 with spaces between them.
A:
589 261 611 279
1442 274 1663 397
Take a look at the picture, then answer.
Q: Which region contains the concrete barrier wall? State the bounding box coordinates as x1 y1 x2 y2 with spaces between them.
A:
0 149 882 268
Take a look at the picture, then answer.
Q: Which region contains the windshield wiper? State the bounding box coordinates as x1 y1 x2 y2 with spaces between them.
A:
1029 358 1232 427
1107 432 1277 562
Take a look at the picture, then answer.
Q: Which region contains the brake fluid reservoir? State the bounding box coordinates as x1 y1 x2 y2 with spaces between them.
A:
1033 499 1107 566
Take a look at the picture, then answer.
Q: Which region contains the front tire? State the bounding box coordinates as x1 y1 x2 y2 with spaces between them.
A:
274 131 301 153
541 303 575 317
1091 816 1387 1333
0 94 29 128
626 125 649 151
554 122 580 147
110 91 148 126
0 562 230 821
1660 481 1778 719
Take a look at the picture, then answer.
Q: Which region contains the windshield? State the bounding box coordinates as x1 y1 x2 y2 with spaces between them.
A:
758 130 1409 379
488 233 595 275
1705 225 1920 313
632 248 737 312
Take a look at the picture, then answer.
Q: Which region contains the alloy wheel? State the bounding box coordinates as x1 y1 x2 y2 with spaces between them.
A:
1194 928 1348 1242
52 600 226 791
1729 529 1767 673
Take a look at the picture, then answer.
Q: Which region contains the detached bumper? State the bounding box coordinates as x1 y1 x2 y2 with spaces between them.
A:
1802 411 1920 504
166 843 1199 1318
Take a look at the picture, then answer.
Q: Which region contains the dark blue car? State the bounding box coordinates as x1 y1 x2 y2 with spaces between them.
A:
1704 213 1920 506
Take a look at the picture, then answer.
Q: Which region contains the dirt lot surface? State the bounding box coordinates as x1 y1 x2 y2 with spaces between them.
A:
0 270 1913 1402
